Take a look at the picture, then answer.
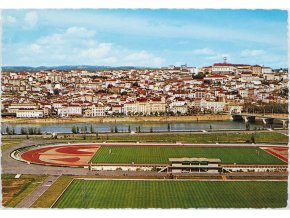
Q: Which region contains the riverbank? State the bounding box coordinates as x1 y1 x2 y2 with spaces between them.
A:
2 114 232 124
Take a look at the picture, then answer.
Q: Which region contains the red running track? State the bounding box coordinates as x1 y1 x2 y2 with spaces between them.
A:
20 144 100 166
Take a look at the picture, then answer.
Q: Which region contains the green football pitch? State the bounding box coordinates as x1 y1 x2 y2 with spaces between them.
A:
91 146 285 164
53 180 288 208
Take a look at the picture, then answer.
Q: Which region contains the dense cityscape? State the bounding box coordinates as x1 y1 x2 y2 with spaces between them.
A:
1 58 288 119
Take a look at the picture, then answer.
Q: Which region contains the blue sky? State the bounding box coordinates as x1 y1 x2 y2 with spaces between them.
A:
2 9 288 68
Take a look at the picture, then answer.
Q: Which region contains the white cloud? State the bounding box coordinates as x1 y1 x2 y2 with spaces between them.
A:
66 27 96 38
30 43 41 53
6 16 16 24
240 49 265 57
192 48 215 55
80 43 112 59
41 11 283 46
13 27 164 67
24 12 38 29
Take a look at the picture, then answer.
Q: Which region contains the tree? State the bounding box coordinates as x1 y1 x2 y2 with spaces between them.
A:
192 72 205 79
90 125 94 133
21 127 25 135
128 125 131 133
36 128 41 135
114 126 118 133
138 126 141 133
72 126 77 134
5 126 10 135
251 134 255 144
167 123 171 132
34 128 38 135
209 125 212 132
28 127 34 135
150 127 153 133
76 127 80 134
245 123 250 131
96 132 99 139
53 89 60 95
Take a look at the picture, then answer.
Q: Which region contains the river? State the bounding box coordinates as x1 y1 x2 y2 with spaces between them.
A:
1 120 282 134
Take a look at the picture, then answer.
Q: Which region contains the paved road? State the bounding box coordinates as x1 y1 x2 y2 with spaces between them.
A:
16 175 60 208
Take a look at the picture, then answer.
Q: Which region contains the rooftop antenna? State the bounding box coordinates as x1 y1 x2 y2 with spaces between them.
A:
223 57 227 64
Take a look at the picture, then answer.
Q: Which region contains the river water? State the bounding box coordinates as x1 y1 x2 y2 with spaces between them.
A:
2 120 282 134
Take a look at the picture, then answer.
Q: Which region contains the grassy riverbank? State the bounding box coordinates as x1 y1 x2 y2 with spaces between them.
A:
69 132 289 144
2 132 288 145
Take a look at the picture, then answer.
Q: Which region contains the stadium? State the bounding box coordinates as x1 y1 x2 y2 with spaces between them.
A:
7 142 288 208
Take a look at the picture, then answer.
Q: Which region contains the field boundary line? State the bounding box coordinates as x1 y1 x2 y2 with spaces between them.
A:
50 178 75 208
74 178 288 182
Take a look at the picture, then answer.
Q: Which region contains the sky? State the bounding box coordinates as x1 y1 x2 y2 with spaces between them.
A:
2 9 288 68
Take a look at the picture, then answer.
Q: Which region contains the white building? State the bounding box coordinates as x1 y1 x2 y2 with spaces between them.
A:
124 102 138 115
91 103 105 117
200 100 225 113
7 103 38 113
262 67 273 74
212 63 236 74
57 105 82 117
171 105 188 114
16 110 44 118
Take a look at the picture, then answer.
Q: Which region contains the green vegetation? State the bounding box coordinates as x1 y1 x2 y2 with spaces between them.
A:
3 131 287 144
4 126 16 135
1 138 25 151
243 103 288 114
31 176 73 208
20 127 42 135
53 180 288 208
91 146 284 164
83 132 288 144
2 174 47 208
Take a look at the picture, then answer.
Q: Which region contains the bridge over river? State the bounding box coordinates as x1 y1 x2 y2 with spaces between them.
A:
231 113 289 127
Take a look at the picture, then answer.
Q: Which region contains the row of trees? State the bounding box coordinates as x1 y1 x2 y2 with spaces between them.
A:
4 126 15 135
73 123 173 134
71 125 96 134
110 123 171 133
243 103 288 114
3 126 42 135
20 127 42 135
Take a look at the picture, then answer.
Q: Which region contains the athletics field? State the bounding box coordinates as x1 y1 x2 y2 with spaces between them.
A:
53 180 288 208
91 146 286 164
